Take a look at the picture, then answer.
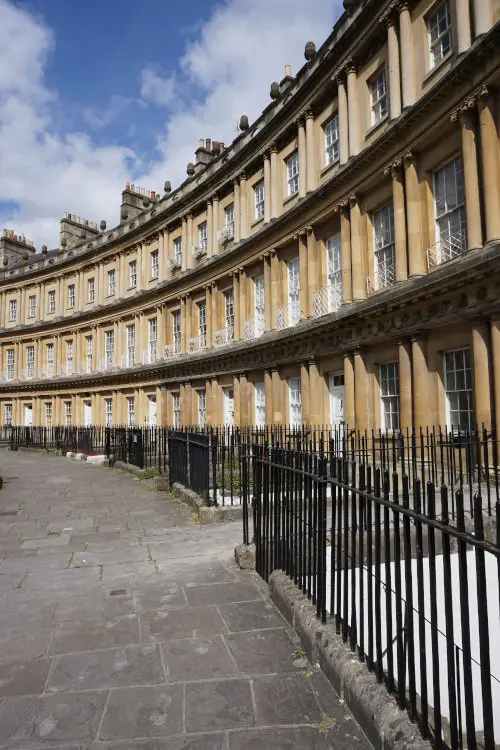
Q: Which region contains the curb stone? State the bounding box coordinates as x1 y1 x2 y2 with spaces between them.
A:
268 569 432 750
172 482 243 524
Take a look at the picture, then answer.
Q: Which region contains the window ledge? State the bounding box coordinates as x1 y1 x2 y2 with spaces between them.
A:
320 158 339 178
422 51 453 85
283 191 299 207
251 216 265 229
365 114 388 140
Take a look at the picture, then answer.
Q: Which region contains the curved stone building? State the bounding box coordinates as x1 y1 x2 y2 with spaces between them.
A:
1 0 499 431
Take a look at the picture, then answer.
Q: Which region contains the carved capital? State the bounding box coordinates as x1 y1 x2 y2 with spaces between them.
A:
269 143 278 154
304 107 315 121
396 0 410 13
344 57 357 75
239 170 247 182
403 150 416 166
348 193 358 208
295 114 306 129
384 157 403 177
332 69 346 87
380 5 397 28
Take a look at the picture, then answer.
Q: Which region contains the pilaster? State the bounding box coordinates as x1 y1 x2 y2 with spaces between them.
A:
387 159 407 282
298 230 309 319
297 116 306 199
411 335 430 429
398 1 416 108
300 362 310 425
339 201 352 304
398 339 412 434
336 74 349 166
382 9 402 120
346 59 359 157
455 103 483 250
264 252 272 330
472 321 492 430
207 201 213 258
233 179 240 243
457 0 472 53
349 195 366 301
270 145 279 219
404 151 425 277
343 352 355 429
264 369 273 426
478 88 500 242
239 172 248 240
263 151 271 223
305 109 316 192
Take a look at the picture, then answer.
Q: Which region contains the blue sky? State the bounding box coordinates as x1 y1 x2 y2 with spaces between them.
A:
0 0 341 247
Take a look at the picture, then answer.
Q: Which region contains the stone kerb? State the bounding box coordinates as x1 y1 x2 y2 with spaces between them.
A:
172 482 243 525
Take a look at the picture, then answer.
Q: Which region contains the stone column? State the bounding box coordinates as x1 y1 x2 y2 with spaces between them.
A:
350 195 366 301
270 145 279 219
232 273 240 340
298 230 309 319
390 160 408 281
181 217 187 272
239 268 247 337
211 283 218 343
263 151 271 223
240 372 249 427
473 0 493 36
457 0 472 53
239 173 248 240
306 226 316 318
233 179 240 243
398 2 416 108
404 152 425 276
300 362 310 425
180 296 186 353
264 369 273 426
354 349 371 433
212 193 219 253
337 75 349 166
186 214 193 267
398 340 412 434
472 321 492 430
185 295 192 350
264 252 272 330
297 117 306 199
305 110 316 192
344 353 355 429
340 201 352 303
456 105 483 250
308 360 321 426
270 250 279 329
346 60 359 157
385 11 401 120
478 89 500 242
491 319 500 431
411 335 430 429
206 201 213 258
271 367 282 425
205 285 212 347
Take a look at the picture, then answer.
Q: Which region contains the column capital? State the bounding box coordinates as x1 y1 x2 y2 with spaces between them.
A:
304 107 315 121
212 191 219 202
410 331 428 344
344 57 357 75
380 4 398 27
295 114 306 128
477 85 492 109
403 150 417 166
348 193 358 208
206 198 212 208
332 70 346 86
384 157 403 176
457 98 477 128
238 170 247 182
269 142 278 154
396 0 411 13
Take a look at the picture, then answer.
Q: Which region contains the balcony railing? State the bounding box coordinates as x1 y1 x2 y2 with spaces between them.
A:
243 317 264 340
276 302 300 330
192 241 207 261
189 335 207 352
218 224 234 244
426 228 467 269
214 326 235 348
165 342 181 358
313 280 343 318
366 261 395 294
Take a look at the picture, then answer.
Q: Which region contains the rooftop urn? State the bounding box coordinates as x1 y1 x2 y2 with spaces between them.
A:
186 162 195 177
239 114 249 131
41 245 48 254
100 220 106 231
304 41 316 61
270 82 280 100
164 180 172 193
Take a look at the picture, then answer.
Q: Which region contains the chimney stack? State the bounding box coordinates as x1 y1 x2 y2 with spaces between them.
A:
0 229 36 267
120 183 159 223
59 213 98 249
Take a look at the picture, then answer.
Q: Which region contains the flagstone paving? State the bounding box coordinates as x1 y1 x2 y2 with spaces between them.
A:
0 450 372 749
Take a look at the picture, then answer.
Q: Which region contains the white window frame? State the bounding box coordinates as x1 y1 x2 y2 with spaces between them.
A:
105 398 113 427
223 387 234 427
68 284 75 308
45 402 52 427
254 274 265 337
287 257 300 326
326 234 342 312
46 343 54 377
428 0 452 69
286 152 299 197
85 336 93 373
107 269 116 296
173 237 182 265
127 396 135 426
26 345 35 378
105 330 114 369
254 181 265 221
151 250 159 279
87 277 95 303
198 301 207 346
48 290 56 313
444 348 473 432
148 318 157 363
4 403 13 426
225 290 235 340
225 204 235 235
173 310 181 354
28 295 36 319
198 222 208 253
66 340 73 375
64 400 72 427
380 362 400 432
129 260 137 289
433 157 466 263
289 377 302 428
255 382 266 428
172 392 181 428
372 203 395 290
198 390 206 427
126 324 135 367
324 115 340 165
6 349 15 380
370 68 388 126
9 300 17 322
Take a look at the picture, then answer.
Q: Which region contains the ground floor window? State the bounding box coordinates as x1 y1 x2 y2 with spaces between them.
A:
198 390 206 427
64 401 72 426
45 402 52 427
380 362 400 432
172 392 180 428
4 403 12 426
105 399 113 428
288 377 302 428
444 348 473 431
255 382 265 428
127 397 135 426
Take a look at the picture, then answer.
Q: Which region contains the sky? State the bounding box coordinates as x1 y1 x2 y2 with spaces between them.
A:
0 0 343 249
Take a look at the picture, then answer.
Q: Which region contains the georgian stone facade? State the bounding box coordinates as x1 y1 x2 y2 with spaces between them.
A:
1 0 500 431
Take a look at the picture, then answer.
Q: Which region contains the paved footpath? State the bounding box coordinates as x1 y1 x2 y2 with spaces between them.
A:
0 450 372 750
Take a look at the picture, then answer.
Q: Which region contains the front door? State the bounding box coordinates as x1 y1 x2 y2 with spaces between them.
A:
24 404 33 427
223 388 234 426
149 397 157 426
329 373 345 428
83 400 92 427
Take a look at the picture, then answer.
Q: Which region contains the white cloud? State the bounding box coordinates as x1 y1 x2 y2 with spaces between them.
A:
0 0 341 249
140 68 176 107
83 95 135 130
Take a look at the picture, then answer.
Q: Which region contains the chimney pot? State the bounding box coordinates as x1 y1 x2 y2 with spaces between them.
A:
285 64 292 77
205 138 211 151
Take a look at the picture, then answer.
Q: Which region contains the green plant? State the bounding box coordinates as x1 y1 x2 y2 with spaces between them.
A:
140 467 160 480
215 455 241 495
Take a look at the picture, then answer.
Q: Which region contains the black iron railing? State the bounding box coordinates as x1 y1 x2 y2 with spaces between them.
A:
246 443 500 749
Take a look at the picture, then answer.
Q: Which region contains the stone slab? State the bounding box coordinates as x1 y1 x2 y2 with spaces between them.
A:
99 684 183 740
253 672 321 725
50 614 140 654
228 726 332 749
47 644 165 692
133 583 188 613
91 734 227 750
0 658 51 697
21 534 71 549
140 606 227 642
183 581 263 608
162 635 238 681
185 678 255 733
218 599 285 632
225 628 298 674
